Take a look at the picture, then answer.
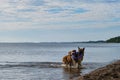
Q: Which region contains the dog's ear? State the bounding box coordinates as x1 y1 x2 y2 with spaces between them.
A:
78 46 80 49
83 48 85 50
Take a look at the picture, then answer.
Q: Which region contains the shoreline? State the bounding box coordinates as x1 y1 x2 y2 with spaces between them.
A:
75 60 120 80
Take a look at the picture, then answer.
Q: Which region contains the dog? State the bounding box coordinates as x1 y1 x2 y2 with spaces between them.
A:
62 47 85 69
77 47 85 68
62 51 73 68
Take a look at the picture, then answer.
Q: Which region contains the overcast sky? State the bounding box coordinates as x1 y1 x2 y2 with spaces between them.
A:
0 0 120 42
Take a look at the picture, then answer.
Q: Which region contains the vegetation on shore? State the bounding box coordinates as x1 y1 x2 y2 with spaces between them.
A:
84 36 120 43
106 36 120 43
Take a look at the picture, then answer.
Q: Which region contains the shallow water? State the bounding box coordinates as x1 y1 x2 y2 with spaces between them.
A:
0 62 107 80
0 43 120 80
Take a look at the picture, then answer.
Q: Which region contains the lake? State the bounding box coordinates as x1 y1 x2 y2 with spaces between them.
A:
0 43 120 80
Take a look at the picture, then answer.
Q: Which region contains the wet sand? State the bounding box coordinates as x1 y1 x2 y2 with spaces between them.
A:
75 60 120 80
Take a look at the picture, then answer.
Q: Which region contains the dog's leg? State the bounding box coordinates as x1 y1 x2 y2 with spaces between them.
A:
71 58 76 68
69 62 72 69
78 59 82 69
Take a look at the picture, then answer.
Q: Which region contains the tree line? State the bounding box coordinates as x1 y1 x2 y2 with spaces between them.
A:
106 36 120 43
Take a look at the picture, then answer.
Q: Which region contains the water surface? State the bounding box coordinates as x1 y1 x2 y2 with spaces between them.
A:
0 43 119 80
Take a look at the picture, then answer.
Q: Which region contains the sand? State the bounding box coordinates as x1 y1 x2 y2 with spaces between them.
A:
75 60 120 80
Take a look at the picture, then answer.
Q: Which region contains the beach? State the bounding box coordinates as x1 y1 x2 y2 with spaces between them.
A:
75 60 120 80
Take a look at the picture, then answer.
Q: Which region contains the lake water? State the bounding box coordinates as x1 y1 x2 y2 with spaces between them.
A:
0 43 120 80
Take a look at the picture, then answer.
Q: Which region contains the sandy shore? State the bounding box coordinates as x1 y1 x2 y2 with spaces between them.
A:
75 60 120 80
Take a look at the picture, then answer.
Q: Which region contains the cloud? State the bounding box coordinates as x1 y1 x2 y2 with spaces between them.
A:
0 0 120 31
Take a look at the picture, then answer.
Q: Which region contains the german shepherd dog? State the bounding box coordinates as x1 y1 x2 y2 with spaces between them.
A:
77 47 85 68
62 47 85 69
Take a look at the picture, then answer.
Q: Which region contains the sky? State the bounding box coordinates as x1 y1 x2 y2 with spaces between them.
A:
0 0 120 42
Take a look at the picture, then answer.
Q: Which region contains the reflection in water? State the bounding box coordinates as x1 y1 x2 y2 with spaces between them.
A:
61 62 107 80
62 68 81 80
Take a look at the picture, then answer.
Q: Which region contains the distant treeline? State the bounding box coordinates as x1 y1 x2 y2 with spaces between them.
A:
106 36 120 43
84 36 120 43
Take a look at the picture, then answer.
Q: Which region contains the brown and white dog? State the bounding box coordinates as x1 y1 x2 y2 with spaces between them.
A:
62 51 73 68
62 47 85 68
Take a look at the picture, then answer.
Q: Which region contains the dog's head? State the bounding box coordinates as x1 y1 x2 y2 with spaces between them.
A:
71 50 76 55
68 51 72 56
78 47 85 54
